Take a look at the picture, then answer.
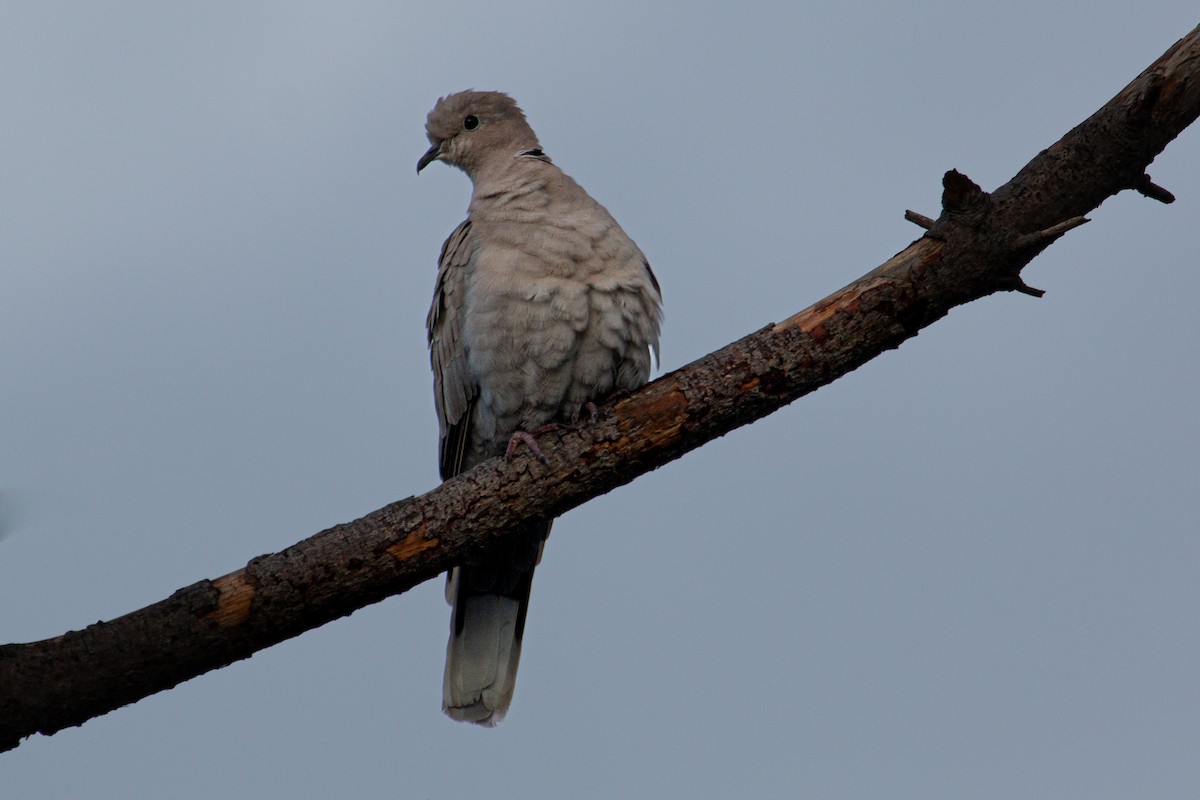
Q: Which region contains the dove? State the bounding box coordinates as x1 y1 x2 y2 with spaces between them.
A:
419 91 662 725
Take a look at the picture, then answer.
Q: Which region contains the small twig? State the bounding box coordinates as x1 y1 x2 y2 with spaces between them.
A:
1135 174 1175 204
1011 279 1046 298
1013 216 1090 250
904 209 935 230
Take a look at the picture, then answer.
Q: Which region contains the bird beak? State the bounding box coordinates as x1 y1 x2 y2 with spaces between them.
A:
417 142 442 174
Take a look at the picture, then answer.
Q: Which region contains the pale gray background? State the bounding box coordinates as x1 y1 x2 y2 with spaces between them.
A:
2 3 1198 798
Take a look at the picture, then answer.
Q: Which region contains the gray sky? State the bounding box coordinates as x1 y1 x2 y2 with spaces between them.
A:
2 4 1198 798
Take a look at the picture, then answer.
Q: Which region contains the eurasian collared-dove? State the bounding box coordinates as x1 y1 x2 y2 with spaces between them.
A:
417 91 662 726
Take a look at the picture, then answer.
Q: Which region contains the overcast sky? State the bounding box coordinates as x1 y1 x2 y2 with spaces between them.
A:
2 4 1198 798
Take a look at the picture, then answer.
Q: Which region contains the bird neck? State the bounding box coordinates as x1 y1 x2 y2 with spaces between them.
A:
468 151 553 200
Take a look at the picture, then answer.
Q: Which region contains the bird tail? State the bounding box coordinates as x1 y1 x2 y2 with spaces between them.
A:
442 522 548 726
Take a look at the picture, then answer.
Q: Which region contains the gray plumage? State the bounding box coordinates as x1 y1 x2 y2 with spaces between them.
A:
418 91 662 726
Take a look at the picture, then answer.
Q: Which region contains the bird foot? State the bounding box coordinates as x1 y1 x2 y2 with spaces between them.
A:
503 405 601 464
504 428 554 464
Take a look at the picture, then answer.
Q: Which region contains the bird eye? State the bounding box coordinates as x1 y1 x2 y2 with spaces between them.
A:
463 115 480 131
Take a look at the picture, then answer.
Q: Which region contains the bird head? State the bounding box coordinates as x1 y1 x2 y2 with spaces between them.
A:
417 90 542 177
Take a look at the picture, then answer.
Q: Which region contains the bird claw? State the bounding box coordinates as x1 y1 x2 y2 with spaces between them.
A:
503 405 600 465
505 430 551 464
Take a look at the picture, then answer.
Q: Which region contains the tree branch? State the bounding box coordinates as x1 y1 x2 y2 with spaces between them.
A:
4 24 1199 752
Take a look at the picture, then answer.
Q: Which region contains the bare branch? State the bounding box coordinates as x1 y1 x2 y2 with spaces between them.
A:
3 23 1200 753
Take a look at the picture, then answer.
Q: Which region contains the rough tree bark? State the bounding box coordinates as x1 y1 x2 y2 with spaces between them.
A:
2 26 1199 753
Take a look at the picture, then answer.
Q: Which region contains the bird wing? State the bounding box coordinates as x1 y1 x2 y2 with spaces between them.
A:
427 219 477 480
